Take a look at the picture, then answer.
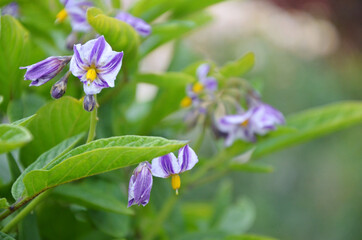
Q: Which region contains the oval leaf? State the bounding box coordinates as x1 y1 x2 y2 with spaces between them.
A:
0 124 32 154
22 136 186 198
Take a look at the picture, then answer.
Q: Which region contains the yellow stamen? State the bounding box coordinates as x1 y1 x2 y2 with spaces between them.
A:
192 82 204 94
180 96 192 108
56 9 68 23
240 119 249 127
171 174 181 195
86 68 97 82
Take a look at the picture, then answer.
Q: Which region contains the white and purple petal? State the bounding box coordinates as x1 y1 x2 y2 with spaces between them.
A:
151 153 180 178
249 104 285 135
128 162 153 207
64 0 93 32
97 51 124 87
196 63 210 80
115 11 151 37
178 145 198 173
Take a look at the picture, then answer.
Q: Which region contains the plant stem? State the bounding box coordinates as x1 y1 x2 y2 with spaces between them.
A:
86 95 98 143
1 191 50 233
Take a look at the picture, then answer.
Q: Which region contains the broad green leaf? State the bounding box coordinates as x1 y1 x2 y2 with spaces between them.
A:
12 134 85 200
0 232 15 240
7 94 46 122
140 13 212 58
22 136 186 198
225 235 277 240
0 198 9 209
229 163 274 173
172 0 225 18
129 0 177 22
219 52 255 79
19 97 90 166
133 72 195 88
87 7 140 63
0 15 29 111
53 179 133 215
217 198 255 235
89 210 130 238
11 115 37 127
254 101 362 158
0 125 32 154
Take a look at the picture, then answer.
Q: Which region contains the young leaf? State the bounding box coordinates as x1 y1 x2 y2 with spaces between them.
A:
87 7 140 63
219 52 255 79
19 97 90 167
53 179 133 215
0 125 32 154
0 15 29 111
0 198 9 209
22 136 186 198
133 72 195 88
140 13 212 57
12 134 85 200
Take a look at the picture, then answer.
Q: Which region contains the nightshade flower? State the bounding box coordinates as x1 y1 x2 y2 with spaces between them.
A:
128 162 153 207
181 63 217 108
69 35 124 95
56 0 92 32
151 145 198 195
20 56 72 86
115 11 151 37
218 103 285 146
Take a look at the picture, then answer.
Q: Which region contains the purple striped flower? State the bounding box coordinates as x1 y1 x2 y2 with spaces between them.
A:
218 103 285 146
20 56 72 86
57 0 93 32
115 11 151 37
128 162 153 207
69 35 124 95
151 145 198 195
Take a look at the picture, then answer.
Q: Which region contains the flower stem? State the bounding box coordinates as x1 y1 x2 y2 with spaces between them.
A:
1 191 50 233
86 95 98 143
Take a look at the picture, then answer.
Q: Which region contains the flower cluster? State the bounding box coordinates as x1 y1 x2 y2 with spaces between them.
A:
20 36 123 111
56 0 93 32
115 11 152 37
128 145 198 207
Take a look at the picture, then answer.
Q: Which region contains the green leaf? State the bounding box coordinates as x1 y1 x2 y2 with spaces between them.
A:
210 180 233 227
129 0 177 22
217 198 255 235
19 97 90 166
0 15 29 111
219 52 255 79
133 72 195 88
11 115 37 127
12 134 85 200
0 198 9 209
0 232 15 240
87 7 140 63
0 125 32 154
229 163 274 173
7 94 46 122
172 0 225 18
225 235 277 240
53 179 133 215
140 13 212 57
89 210 130 238
22 136 186 198
254 101 362 158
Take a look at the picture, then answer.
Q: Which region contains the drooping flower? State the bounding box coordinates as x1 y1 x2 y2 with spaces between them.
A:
181 63 217 108
56 0 93 32
115 11 151 37
218 103 285 146
151 145 198 195
1 2 19 17
20 56 72 86
128 162 153 207
69 35 124 95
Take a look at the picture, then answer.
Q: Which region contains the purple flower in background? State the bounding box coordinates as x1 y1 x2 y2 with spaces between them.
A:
57 0 93 32
151 145 198 195
218 103 285 146
128 162 153 207
69 35 124 95
115 11 151 37
1 2 19 17
20 56 72 86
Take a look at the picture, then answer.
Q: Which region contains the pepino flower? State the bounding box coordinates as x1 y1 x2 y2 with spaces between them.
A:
151 145 198 195
56 0 93 32
20 56 72 86
218 103 285 146
69 35 124 95
115 11 151 37
128 162 153 207
181 63 217 108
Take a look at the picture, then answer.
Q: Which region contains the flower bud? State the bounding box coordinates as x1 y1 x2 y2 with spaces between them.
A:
128 162 153 207
83 94 96 112
20 56 72 86
51 72 70 99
